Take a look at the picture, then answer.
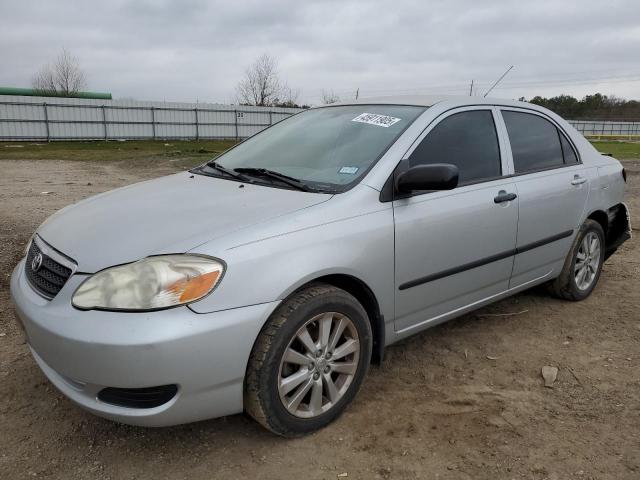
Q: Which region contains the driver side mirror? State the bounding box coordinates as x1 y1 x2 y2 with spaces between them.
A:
395 163 459 193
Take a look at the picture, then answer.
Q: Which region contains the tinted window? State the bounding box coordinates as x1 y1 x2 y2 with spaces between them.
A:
559 131 578 164
409 110 501 184
503 111 564 173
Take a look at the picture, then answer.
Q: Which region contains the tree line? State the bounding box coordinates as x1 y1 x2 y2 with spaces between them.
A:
524 93 640 121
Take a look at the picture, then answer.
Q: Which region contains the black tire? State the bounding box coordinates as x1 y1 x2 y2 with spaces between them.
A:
244 283 372 437
548 219 605 301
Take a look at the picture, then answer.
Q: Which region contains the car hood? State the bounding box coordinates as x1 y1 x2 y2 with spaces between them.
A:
37 172 332 272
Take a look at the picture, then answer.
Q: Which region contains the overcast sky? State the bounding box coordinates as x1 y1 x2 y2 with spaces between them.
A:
1 0 639 105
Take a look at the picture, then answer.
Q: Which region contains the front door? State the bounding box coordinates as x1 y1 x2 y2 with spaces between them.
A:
393 108 519 333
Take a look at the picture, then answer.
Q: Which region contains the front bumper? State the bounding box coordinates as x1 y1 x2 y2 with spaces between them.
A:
10 259 279 427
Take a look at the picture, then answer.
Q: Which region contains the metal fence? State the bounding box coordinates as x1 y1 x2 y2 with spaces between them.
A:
1 95 639 141
0 95 302 141
569 120 640 138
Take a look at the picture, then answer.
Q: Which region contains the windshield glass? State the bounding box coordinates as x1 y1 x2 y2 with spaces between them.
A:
203 105 425 191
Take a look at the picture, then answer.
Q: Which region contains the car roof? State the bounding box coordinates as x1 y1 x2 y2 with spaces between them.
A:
331 94 531 109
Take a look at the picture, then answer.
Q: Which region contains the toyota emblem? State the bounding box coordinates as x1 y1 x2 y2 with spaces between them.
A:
31 252 43 272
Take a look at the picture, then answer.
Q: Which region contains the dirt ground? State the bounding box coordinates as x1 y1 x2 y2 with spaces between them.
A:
0 156 638 480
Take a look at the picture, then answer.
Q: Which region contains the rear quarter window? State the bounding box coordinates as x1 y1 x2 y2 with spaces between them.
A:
559 130 579 164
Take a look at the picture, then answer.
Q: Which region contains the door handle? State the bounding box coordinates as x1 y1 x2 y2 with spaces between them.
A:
494 191 517 203
571 175 587 186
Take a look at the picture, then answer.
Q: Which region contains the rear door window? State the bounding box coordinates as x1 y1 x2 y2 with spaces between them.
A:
502 111 564 173
409 110 501 185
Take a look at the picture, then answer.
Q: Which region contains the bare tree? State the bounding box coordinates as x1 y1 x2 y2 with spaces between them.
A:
321 90 341 104
32 49 87 96
273 85 301 108
236 54 289 106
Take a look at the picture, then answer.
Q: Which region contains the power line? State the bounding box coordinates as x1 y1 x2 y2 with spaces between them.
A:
301 70 640 101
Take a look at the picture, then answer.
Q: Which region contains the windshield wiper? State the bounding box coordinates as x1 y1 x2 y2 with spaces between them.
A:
234 167 316 192
205 161 251 182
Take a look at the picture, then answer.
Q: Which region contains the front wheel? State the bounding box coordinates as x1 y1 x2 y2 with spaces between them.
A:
244 284 372 437
549 219 605 301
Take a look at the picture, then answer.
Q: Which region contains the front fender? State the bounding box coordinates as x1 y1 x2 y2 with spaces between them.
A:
187 207 395 326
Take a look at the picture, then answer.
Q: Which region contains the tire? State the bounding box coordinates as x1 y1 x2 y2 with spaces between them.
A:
548 219 605 301
244 283 372 437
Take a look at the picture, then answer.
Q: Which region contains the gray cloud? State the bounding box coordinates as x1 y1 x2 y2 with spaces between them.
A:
1 0 639 104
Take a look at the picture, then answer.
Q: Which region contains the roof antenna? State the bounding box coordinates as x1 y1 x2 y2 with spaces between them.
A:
483 65 513 98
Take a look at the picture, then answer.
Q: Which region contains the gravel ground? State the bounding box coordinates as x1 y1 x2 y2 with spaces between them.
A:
0 157 638 480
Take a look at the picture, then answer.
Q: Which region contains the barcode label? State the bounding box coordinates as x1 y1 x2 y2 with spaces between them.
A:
352 113 401 128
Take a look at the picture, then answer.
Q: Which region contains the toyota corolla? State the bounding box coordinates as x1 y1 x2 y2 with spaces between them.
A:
11 96 630 436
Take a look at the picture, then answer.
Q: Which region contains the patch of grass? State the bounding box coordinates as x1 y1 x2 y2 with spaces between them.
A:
2 138 638 165
0 140 238 165
589 140 640 160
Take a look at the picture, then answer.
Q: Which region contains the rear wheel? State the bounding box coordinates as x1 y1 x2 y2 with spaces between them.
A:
549 219 605 301
244 284 372 437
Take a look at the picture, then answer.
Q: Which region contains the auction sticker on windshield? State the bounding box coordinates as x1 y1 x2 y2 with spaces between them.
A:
352 113 401 128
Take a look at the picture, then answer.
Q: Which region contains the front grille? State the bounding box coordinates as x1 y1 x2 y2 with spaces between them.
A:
25 240 73 299
97 385 178 409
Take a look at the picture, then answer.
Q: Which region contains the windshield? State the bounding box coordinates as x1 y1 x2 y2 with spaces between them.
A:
200 105 425 192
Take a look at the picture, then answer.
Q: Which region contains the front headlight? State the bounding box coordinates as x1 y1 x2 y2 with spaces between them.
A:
72 255 225 311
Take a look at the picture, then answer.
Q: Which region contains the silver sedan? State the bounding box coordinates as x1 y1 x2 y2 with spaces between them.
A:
11 96 630 436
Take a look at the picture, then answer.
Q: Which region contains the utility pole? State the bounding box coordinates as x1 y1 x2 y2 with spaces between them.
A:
484 65 514 98
469 79 474 96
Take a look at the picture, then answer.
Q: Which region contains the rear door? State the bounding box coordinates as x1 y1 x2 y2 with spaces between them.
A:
499 109 589 287
393 107 519 333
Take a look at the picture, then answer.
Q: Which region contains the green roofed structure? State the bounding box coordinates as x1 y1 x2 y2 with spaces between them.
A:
0 86 112 100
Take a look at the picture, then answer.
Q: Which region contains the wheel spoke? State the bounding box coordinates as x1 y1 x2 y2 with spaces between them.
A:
309 377 323 414
284 348 311 366
581 265 589 283
287 378 313 411
576 251 587 261
582 238 590 254
591 246 601 261
296 326 317 355
318 313 332 349
575 259 586 272
589 236 598 254
332 339 359 360
576 266 587 287
327 317 347 352
330 361 357 375
323 373 339 403
279 368 312 396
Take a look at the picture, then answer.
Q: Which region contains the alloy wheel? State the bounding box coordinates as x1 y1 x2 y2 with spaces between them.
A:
574 231 601 290
277 312 360 418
